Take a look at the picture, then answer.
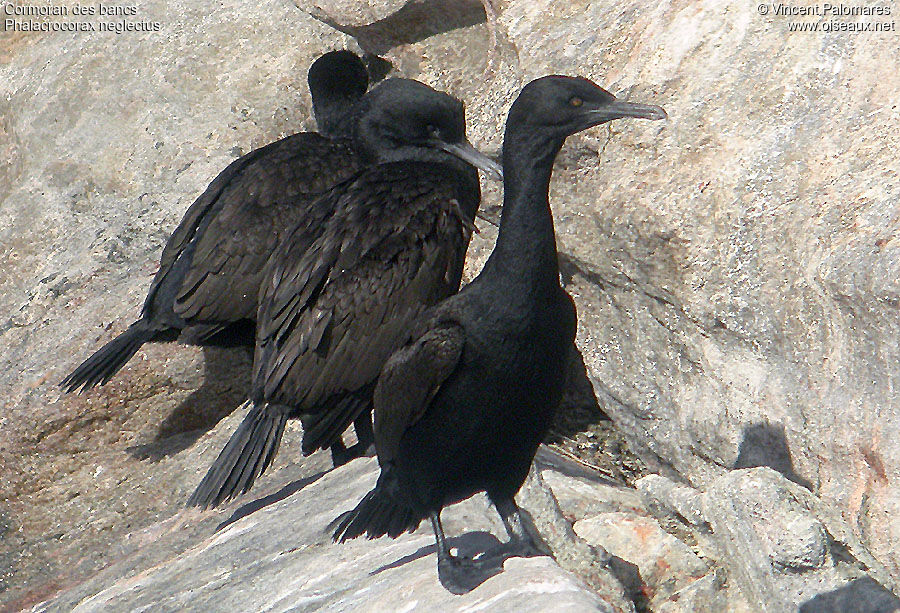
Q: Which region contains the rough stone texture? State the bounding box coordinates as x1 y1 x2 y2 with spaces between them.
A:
635 474 706 528
540 468 643 523
305 0 408 28
0 2 365 606
575 512 709 610
516 466 636 612
490 0 900 597
3 0 900 610
700 468 899 613
636 468 900 613
31 458 616 613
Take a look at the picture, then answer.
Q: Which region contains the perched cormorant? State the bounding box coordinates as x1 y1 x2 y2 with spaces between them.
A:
332 75 666 594
60 51 371 393
187 78 503 509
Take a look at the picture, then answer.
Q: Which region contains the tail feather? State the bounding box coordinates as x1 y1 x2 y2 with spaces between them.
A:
301 392 370 455
331 471 422 542
60 322 155 392
187 400 290 509
224 411 286 499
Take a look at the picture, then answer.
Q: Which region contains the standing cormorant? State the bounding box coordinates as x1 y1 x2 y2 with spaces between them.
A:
187 78 503 509
60 51 371 393
332 75 666 594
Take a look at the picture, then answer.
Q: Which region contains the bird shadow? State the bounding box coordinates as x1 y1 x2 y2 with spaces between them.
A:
215 471 327 532
361 54 394 84
799 577 900 613
733 422 814 491
127 345 252 461
372 530 548 594
606 554 650 613
559 346 613 429
371 530 502 575
308 0 489 56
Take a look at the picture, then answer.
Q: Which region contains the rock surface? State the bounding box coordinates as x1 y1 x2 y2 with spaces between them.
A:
2 0 900 610
635 468 900 613
31 458 617 613
575 512 709 610
31 455 900 613
492 0 900 599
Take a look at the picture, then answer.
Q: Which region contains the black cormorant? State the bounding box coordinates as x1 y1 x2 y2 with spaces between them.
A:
187 78 503 509
332 75 666 594
60 51 371 393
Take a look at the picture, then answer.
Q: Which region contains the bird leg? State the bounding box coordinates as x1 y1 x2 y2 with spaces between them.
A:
431 511 501 595
351 410 376 456
329 412 376 467
492 497 550 559
329 439 351 466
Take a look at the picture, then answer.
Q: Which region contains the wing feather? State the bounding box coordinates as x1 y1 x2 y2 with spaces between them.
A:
372 320 466 465
152 133 360 324
252 161 478 451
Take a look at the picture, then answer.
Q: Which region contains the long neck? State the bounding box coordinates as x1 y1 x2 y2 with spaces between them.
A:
314 95 357 138
481 129 564 294
377 145 458 167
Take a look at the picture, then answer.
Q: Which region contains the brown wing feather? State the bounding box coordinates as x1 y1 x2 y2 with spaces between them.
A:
373 320 465 465
253 162 476 424
158 133 360 323
142 138 275 315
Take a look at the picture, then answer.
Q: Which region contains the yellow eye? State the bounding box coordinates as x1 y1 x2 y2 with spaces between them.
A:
569 96 583 107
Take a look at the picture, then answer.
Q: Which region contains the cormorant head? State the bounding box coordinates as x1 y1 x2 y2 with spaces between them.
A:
308 50 369 137
357 78 503 180
507 75 666 143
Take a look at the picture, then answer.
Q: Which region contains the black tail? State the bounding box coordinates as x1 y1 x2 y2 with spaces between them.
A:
61 322 156 393
331 469 422 542
300 390 371 455
187 400 289 509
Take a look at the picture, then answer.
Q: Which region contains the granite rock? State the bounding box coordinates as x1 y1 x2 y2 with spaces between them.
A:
493 0 900 594
32 458 618 613
3 0 900 609
636 468 900 613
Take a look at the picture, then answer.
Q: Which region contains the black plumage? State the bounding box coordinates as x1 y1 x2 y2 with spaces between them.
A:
309 50 370 137
187 78 503 509
60 51 370 393
332 75 666 594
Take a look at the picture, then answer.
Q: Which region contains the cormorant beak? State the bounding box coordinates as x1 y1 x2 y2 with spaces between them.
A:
432 139 504 181
583 100 668 125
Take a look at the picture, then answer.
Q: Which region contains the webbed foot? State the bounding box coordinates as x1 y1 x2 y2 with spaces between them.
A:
437 553 503 595
330 440 376 467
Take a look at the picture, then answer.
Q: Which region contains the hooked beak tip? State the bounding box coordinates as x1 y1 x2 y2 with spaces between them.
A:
483 160 503 181
436 139 504 182
647 106 668 121
589 101 668 123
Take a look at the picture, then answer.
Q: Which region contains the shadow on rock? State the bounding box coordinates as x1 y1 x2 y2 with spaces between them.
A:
606 554 650 613
372 530 559 594
309 0 489 56
361 54 393 83
216 471 328 532
555 345 612 435
542 343 646 483
799 577 900 613
734 422 814 491
372 531 502 574
128 345 252 461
